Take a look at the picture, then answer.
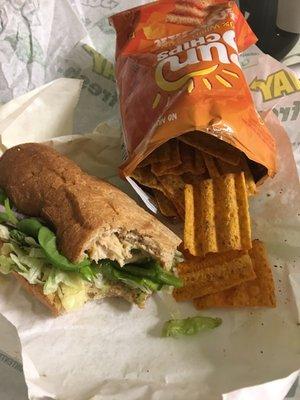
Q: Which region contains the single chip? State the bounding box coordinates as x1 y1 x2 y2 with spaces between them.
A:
194 149 206 175
177 249 246 274
193 240 276 308
156 174 185 219
184 173 252 257
151 140 181 175
139 141 174 167
131 166 164 191
159 142 195 176
153 189 178 218
179 132 241 165
239 157 257 196
177 142 195 173
217 156 257 196
202 152 220 178
173 251 256 301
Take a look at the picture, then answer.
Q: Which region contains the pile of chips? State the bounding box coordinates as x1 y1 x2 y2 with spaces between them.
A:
131 133 276 310
132 132 256 220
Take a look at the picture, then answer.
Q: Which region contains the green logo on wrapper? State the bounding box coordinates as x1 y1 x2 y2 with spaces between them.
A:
82 44 115 82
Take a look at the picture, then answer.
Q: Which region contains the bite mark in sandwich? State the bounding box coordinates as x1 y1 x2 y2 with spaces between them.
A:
0 143 183 315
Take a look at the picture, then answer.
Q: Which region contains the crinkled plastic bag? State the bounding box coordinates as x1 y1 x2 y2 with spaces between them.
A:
110 0 276 180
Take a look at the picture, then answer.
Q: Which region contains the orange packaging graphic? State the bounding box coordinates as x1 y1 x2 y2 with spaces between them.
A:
110 0 277 179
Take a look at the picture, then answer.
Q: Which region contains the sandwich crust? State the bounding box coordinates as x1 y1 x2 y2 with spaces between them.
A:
0 143 181 266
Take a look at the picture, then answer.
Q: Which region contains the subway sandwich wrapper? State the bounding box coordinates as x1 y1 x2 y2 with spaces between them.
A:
0 5 299 400
240 44 300 177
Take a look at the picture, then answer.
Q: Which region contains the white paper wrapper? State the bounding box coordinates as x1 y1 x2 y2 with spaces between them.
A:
0 82 300 400
0 314 27 400
0 2 300 399
241 45 300 176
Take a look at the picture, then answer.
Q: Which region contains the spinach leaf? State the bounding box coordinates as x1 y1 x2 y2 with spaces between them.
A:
38 227 93 277
122 260 183 288
100 260 161 293
17 218 44 240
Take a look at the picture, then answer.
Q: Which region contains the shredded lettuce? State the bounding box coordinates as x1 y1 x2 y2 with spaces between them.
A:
0 224 9 241
9 253 43 284
28 248 47 259
0 241 44 284
43 269 84 295
0 255 15 274
57 282 87 312
0 242 13 256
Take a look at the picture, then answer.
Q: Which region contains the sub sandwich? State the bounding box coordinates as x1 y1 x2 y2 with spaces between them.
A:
0 143 182 315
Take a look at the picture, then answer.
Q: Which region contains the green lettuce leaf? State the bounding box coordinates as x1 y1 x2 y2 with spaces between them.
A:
4 198 18 225
0 190 18 225
162 316 222 338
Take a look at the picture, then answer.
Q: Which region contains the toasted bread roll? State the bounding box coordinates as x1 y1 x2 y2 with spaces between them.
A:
0 143 181 268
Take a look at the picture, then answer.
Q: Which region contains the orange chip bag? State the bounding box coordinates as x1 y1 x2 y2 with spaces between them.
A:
110 0 277 180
